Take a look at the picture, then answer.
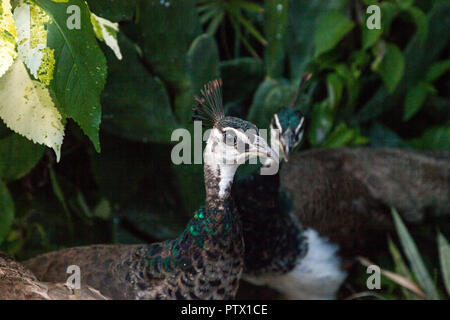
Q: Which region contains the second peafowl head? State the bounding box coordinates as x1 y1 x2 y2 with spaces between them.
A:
269 74 310 161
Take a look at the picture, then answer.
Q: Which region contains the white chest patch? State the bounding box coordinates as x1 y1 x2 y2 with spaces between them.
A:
244 229 347 300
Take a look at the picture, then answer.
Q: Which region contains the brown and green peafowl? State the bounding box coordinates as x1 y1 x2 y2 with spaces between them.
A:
24 79 278 300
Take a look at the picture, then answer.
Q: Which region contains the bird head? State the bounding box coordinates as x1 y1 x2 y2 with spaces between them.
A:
269 73 311 162
193 79 278 168
270 107 305 162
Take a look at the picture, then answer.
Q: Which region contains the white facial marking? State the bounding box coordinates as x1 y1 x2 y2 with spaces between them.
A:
295 117 305 135
244 229 347 300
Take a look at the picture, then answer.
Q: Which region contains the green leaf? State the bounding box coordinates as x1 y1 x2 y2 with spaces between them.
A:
391 207 440 300
134 0 201 121
0 179 14 246
101 34 177 143
262 84 291 124
288 0 348 79
426 60 450 82
409 126 450 150
375 43 404 93
363 2 399 50
326 73 344 109
404 6 428 43
395 0 414 8
437 231 450 297
334 63 359 110
247 78 280 127
93 198 111 220
308 100 334 146
85 0 137 22
403 82 435 121
34 0 107 152
321 122 355 148
0 133 45 182
362 27 382 51
247 78 290 129
264 0 288 78
314 11 354 57
381 2 401 31
355 3 450 122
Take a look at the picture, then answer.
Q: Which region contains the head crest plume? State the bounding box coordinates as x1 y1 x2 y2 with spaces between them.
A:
289 73 312 107
193 79 225 126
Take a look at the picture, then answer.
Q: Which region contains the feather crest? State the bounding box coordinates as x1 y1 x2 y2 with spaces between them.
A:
192 79 225 126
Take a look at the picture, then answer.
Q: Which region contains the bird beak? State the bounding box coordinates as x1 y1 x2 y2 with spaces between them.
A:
281 145 289 162
238 134 279 165
251 135 279 163
281 130 295 162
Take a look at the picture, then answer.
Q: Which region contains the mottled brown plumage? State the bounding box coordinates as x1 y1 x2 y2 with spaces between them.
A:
0 252 108 300
237 145 449 299
24 79 277 300
280 147 450 258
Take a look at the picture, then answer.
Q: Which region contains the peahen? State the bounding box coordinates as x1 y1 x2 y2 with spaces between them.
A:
236 76 450 299
24 79 278 300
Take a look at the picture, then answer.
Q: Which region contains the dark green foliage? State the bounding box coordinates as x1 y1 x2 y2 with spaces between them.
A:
264 0 289 78
86 0 137 22
35 0 108 152
0 1 448 300
220 58 264 102
133 0 201 123
0 180 14 246
101 34 177 143
0 134 44 183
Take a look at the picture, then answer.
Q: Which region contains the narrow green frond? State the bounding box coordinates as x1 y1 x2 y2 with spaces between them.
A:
206 11 225 35
388 237 420 299
233 10 267 45
391 208 440 300
437 231 450 297
231 0 264 13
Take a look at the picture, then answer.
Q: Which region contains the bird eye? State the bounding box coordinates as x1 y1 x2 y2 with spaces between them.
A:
224 132 238 146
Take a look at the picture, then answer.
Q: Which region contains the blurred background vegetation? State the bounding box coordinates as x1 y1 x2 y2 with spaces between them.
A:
0 0 449 299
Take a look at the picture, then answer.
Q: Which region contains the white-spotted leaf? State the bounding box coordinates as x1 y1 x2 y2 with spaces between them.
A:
13 0 55 85
0 59 64 161
90 12 122 60
0 0 18 78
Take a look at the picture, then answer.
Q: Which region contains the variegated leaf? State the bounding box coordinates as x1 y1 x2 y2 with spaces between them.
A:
0 0 18 78
0 59 64 161
90 12 122 60
13 0 55 85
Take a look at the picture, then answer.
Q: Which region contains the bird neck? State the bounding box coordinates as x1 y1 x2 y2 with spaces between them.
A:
237 159 307 277
159 138 243 279
204 162 237 203
272 126 285 160
203 131 239 202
